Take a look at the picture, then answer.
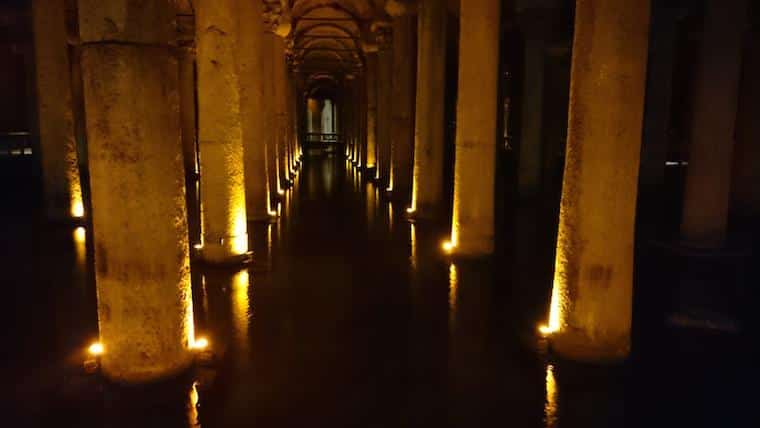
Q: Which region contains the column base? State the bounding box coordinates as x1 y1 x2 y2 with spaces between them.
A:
194 240 253 266
546 329 630 364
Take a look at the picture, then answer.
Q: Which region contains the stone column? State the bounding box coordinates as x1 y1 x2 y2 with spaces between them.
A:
78 0 195 382
263 32 281 199
410 0 446 217
196 0 250 263
543 0 650 361
32 0 84 221
178 48 197 175
359 73 368 169
732 29 760 221
364 50 378 173
376 29 393 183
681 0 748 247
447 0 501 256
239 0 272 221
516 12 549 198
272 35 290 188
388 13 415 201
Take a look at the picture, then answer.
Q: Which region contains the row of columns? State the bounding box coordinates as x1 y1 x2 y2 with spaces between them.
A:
30 0 305 382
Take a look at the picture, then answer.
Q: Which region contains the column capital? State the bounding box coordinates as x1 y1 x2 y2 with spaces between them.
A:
371 20 393 50
263 3 292 37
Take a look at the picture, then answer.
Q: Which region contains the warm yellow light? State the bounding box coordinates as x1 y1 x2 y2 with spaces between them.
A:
88 342 104 356
278 189 285 196
193 243 203 250
442 241 455 253
538 324 555 336
544 364 558 428
71 200 84 218
406 207 415 214
192 337 209 350
74 226 86 244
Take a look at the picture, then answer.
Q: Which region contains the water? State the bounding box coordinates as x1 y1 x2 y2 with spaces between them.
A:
1 152 751 427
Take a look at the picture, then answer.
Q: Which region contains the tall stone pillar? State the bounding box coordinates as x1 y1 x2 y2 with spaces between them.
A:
376 29 393 183
178 48 197 175
364 50 378 173
732 29 760 222
272 35 290 188
681 0 748 247
447 0 501 256
388 12 415 201
359 73 368 169
32 0 84 221
263 32 281 199
543 0 650 361
78 0 195 382
239 0 272 221
195 0 250 263
516 10 549 198
410 0 446 217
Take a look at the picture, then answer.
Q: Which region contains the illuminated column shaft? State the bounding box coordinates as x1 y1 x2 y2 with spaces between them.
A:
78 0 194 382
365 52 378 171
547 0 650 361
680 0 747 247
263 32 280 200
288 73 298 170
359 74 368 168
196 0 249 262
449 0 500 255
239 0 271 220
516 35 546 197
732 30 760 219
178 48 197 179
32 0 83 220
411 0 446 216
377 42 393 182
272 35 289 187
389 15 415 200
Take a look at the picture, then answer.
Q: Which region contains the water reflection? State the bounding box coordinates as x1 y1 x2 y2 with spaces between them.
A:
410 224 417 271
231 270 251 360
73 226 87 271
448 263 458 327
544 364 558 428
365 182 376 226
187 381 201 427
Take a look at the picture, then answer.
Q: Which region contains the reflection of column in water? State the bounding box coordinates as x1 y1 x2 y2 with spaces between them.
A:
366 182 376 225
388 202 394 231
410 224 417 271
544 364 558 428
448 263 458 327
186 380 200 427
231 270 251 360
267 223 273 263
73 226 87 274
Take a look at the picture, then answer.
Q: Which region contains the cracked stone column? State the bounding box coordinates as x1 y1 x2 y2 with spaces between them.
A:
78 0 195 382
387 10 415 202
410 0 446 217
239 0 272 221
447 0 501 256
32 0 84 221
195 0 250 262
680 0 747 248
543 0 650 361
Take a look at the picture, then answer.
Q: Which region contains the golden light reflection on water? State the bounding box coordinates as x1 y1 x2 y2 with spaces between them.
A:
73 226 86 266
544 364 558 428
366 182 376 225
448 263 458 327
267 223 273 259
187 381 200 427
410 224 417 271
231 270 250 357
388 203 394 230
